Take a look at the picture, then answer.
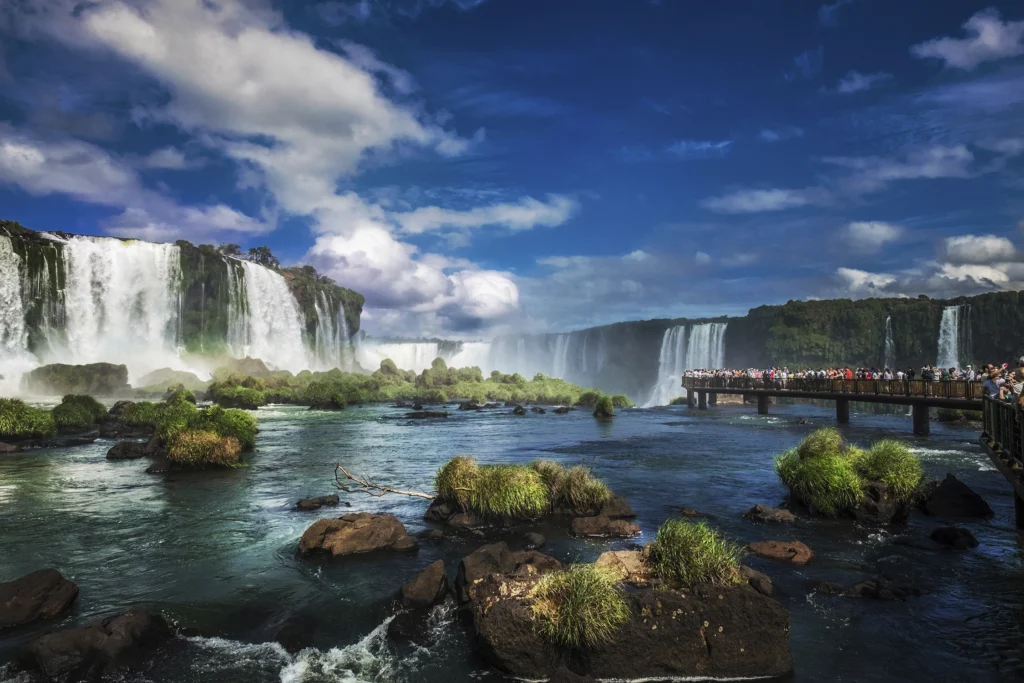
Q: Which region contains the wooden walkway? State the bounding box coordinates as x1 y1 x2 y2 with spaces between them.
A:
982 397 1024 527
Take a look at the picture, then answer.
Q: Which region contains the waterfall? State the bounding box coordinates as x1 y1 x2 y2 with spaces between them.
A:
883 316 895 371
643 325 688 407
684 323 727 370
355 341 441 373
312 292 352 371
937 305 970 370
552 334 570 379
0 237 37 393
448 342 492 370
233 260 309 373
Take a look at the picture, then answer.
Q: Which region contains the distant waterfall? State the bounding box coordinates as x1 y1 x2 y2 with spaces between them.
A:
883 316 896 371
684 323 727 370
234 260 309 373
0 237 36 393
937 305 970 370
552 334 571 379
448 342 492 369
643 325 688 407
355 341 442 373
313 292 352 371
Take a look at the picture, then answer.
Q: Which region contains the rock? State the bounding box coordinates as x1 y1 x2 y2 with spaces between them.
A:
0 569 79 629
892 534 945 551
510 550 562 578
531 407 546 414
144 458 170 475
676 507 709 518
512 405 526 416
448 512 483 529
295 494 340 511
746 540 814 565
570 515 640 538
594 550 648 586
455 542 516 603
108 400 134 417
921 474 994 519
523 532 546 550
459 402 483 411
18 609 172 679
412 403 423 411
400 560 448 609
930 526 979 550
423 499 456 523
743 504 796 524
106 441 147 460
553 406 571 414
0 442 22 453
419 529 444 540
484 403 501 409
298 513 417 557
855 481 909 526
598 495 636 519
143 435 165 457
740 565 774 597
273 614 318 654
548 667 597 683
405 411 448 419
395 400 411 408
22 362 130 396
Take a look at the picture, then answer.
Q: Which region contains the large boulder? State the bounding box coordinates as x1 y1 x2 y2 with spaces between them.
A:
0 569 79 629
405 411 448 419
930 526 979 550
455 542 516 603
855 482 910 526
740 565 774 597
423 499 457 523
594 550 649 586
298 513 417 558
400 560 448 609
18 609 172 679
570 515 640 538
921 474 994 519
743 504 796 524
746 540 814 565
106 441 147 461
22 363 130 396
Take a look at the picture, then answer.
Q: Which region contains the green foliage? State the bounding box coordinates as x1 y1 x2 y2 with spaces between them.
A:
121 401 162 428
646 519 742 588
576 390 602 406
531 460 610 510
303 381 346 409
210 384 266 410
166 387 197 405
669 396 688 406
435 455 479 510
593 395 614 419
858 440 923 504
22 362 129 396
532 564 630 649
610 394 634 408
379 359 400 376
189 405 258 450
246 245 280 269
51 394 106 432
775 448 863 517
796 427 844 459
0 398 55 440
167 430 242 468
118 396 256 449
469 465 549 519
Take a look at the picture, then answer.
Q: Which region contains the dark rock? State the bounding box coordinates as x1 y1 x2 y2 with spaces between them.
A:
144 458 170 475
53 434 99 448
930 526 979 550
810 578 919 601
143 435 165 457
0 442 22 453
523 532 546 550
553 406 571 414
405 411 448 419
391 536 419 552
22 362 130 396
423 499 456 523
412 403 424 411
298 513 417 557
106 441 147 460
531 407 546 414
570 515 640 538
448 512 483 529
108 400 134 418
387 608 433 645
510 550 562 577
855 481 910 526
747 540 814 565
459 402 483 411
921 474 994 519
401 560 448 609
676 507 709 518
455 542 516 603
548 667 597 683
295 494 340 511
395 400 411 408
418 529 444 541
512 405 527 416
18 609 172 679
743 504 796 524
598 495 636 519
740 565 774 597
0 569 79 629
273 614 317 654
484 403 501 409
892 534 945 551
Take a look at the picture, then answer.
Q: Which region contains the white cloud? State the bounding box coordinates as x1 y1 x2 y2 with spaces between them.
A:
758 126 803 143
977 137 1024 156
694 251 711 265
834 70 891 94
844 221 903 252
911 8 1024 71
139 146 204 170
666 139 733 159
819 0 855 27
394 194 578 236
942 234 1018 263
836 267 897 293
824 144 974 193
702 187 829 214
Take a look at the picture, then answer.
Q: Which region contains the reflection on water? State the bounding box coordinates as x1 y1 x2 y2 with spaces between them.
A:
1 402 1022 682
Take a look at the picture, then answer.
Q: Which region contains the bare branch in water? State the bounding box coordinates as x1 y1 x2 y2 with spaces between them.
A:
333 465 435 499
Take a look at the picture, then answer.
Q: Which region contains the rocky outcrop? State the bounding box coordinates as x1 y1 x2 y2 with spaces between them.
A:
425 490 635 533
400 560 448 609
531 407 546 414
743 504 796 524
920 474 994 519
0 569 79 629
594 550 648 586
295 494 340 511
855 482 910 525
22 363 130 396
930 526 979 550
512 405 527 416
17 609 172 678
459 402 484 411
570 515 640 538
747 540 814 565
523 532 546 549
553 406 571 414
298 513 417 557
106 441 147 460
405 411 448 419
740 565 774 597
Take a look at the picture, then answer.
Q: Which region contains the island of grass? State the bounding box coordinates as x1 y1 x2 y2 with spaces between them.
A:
774 427 924 523
424 456 635 530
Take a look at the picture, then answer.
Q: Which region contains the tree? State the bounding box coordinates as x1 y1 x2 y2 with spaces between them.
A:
247 246 280 269
218 244 242 257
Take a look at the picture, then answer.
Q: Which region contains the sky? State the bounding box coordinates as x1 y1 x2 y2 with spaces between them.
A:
0 0 1022 338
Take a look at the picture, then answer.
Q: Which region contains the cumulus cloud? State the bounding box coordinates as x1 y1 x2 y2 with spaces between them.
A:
139 146 204 170
835 267 898 293
911 9 1024 70
394 194 578 236
702 187 830 214
833 70 891 94
843 221 903 252
942 234 1018 263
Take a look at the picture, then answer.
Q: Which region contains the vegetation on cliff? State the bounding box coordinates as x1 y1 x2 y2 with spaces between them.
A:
121 391 257 449
22 363 130 396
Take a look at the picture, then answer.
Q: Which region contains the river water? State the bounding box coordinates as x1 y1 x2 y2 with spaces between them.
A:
1 402 1021 682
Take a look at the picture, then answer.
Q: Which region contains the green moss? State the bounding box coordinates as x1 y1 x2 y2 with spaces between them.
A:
0 398 56 440
858 440 923 504
189 405 258 450
645 519 742 588
531 564 630 649
593 395 614 419
167 430 242 468
51 394 106 433
210 384 266 410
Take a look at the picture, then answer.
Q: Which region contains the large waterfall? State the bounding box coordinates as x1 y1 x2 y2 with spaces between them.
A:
0 237 35 393
937 305 970 370
883 316 895 371
355 341 443 373
643 326 688 408
684 323 728 370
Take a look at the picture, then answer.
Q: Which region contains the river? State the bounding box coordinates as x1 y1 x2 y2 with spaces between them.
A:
1 402 1021 682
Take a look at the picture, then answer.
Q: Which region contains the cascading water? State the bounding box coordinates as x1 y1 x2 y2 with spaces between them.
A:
355 341 442 373
883 316 896 371
234 260 309 373
684 322 727 370
0 237 37 393
448 342 493 370
937 305 969 370
643 325 688 408
552 334 571 379
312 292 352 371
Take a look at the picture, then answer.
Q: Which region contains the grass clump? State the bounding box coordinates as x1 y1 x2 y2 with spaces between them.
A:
775 448 862 517
593 395 614 419
531 564 630 649
189 405 258 450
669 396 689 406
167 430 242 468
646 519 742 588
610 394 634 408
858 440 923 504
436 455 480 509
210 384 266 410
0 398 55 440
468 465 548 519
796 427 844 459
531 460 610 511
51 394 106 432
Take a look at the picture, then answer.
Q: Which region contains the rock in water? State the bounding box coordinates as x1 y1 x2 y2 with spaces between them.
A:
549 668 597 683
930 526 979 550
512 405 526 416
455 543 516 603
523 532 546 550
553 406 570 414
921 474 994 519
743 504 796 524
106 441 146 460
747 540 814 565
570 515 640 538
400 560 448 609
18 609 172 678
404 411 448 419
0 569 79 629
0 442 22 453
855 482 910 525
298 513 417 557
594 550 648 586
295 494 340 511
530 407 546 414
740 565 774 597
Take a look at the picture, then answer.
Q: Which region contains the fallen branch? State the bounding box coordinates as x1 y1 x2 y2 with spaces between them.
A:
333 464 435 499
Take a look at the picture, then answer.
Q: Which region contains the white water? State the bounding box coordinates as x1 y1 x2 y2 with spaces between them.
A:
312 291 352 371
643 325 688 407
552 333 571 379
448 341 492 370
937 305 962 370
883 316 895 371
0 237 36 394
355 341 442 373
233 260 310 373
684 322 727 370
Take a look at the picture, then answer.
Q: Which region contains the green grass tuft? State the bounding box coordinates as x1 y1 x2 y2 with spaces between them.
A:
0 398 55 440
167 430 242 468
51 394 106 432
796 427 845 459
775 447 863 517
610 394 634 408
530 460 611 511
189 405 258 450
531 564 630 649
436 455 480 509
593 395 614 419
858 440 923 504
468 465 549 519
645 519 742 588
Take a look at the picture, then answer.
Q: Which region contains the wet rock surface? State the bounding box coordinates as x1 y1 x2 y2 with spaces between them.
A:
295 494 341 511
743 504 796 523
920 474 994 519
747 540 814 565
0 569 79 630
298 513 417 557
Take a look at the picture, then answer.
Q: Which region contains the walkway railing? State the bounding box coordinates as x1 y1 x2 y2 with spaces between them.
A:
681 376 984 400
983 396 1024 472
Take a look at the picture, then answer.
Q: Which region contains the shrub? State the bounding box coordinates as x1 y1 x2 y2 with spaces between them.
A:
857 440 923 504
121 401 162 427
593 395 614 419
211 384 266 410
165 386 197 405
646 519 742 588
436 455 479 509
531 460 610 511
610 394 634 408
167 430 242 468
154 399 200 440
531 564 630 649
51 394 106 432
775 448 862 517
0 398 56 440
576 390 602 407
669 396 688 406
935 407 963 423
796 427 844 459
190 406 258 450
303 381 345 410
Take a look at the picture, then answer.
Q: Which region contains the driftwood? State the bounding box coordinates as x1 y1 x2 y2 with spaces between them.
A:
333 465 435 500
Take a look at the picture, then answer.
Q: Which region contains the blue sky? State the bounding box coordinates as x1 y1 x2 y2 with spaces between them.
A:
0 0 1022 337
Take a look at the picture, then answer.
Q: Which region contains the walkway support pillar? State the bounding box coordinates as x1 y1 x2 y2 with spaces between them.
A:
698 391 708 410
709 392 718 405
912 403 930 436
1016 491 1024 530
836 398 850 424
686 391 696 408
757 395 769 415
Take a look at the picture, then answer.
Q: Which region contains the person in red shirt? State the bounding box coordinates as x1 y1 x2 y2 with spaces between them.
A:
845 368 853 380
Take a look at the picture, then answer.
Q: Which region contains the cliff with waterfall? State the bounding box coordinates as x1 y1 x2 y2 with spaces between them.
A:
0 220 363 388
